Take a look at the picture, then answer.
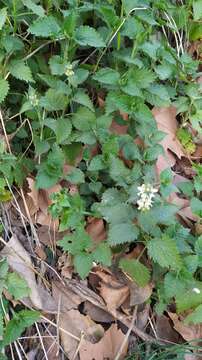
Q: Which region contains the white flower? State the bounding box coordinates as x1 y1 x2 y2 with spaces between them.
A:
29 93 39 107
65 64 74 77
137 183 158 211
192 287 201 294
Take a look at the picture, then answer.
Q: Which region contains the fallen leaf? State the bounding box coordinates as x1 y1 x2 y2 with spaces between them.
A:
152 107 185 173
155 315 180 343
94 269 129 312
79 324 128 360
168 312 202 342
59 309 104 360
0 235 57 312
128 281 153 306
83 301 114 323
86 218 106 244
52 280 82 311
136 304 150 331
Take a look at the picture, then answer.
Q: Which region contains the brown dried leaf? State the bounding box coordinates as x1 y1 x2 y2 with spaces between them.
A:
79 324 128 360
155 315 180 343
168 312 202 342
129 281 153 306
83 301 114 323
52 280 82 311
86 218 106 244
152 107 185 173
0 235 57 312
59 309 104 360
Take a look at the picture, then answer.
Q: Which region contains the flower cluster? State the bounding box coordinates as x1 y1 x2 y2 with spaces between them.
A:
65 64 74 77
137 183 158 211
29 92 39 107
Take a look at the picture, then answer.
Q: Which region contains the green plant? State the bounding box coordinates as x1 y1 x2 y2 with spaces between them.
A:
0 1 201 354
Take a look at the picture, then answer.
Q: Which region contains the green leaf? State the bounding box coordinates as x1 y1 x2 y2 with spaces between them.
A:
40 89 68 111
29 16 61 37
185 304 202 324
66 168 85 184
72 107 96 131
0 8 7 30
55 118 72 144
93 243 111 266
22 0 45 17
74 26 105 47
72 90 94 111
93 68 120 85
59 227 92 255
189 21 202 41
193 0 202 21
7 273 30 300
147 236 182 271
120 259 150 287
88 155 106 171
74 253 93 279
176 281 202 313
0 79 9 104
49 56 67 75
2 35 24 53
108 223 139 246
191 198 202 217
3 310 40 347
105 91 133 114
9 60 34 83
154 63 174 80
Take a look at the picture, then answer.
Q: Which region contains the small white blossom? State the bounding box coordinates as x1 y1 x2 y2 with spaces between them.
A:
137 183 158 211
192 287 201 294
65 64 74 77
29 93 39 107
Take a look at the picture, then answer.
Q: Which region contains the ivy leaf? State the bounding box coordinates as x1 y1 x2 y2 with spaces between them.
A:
120 259 150 287
29 16 61 37
108 223 139 246
74 26 105 47
93 243 111 266
7 273 30 300
72 90 94 111
3 310 40 347
147 236 182 271
22 0 45 17
0 79 9 104
93 68 120 85
55 118 72 144
0 8 7 30
74 253 93 279
9 60 34 83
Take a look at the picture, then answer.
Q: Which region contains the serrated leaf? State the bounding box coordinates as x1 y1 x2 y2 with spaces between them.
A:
49 55 67 75
59 227 92 255
2 35 24 53
66 168 85 184
185 304 202 324
105 91 133 114
72 107 96 131
9 60 34 83
72 90 94 111
193 0 202 21
29 16 61 37
88 155 106 171
108 223 139 246
93 243 111 266
22 0 45 17
93 68 120 85
191 197 202 217
7 273 30 300
55 118 72 144
3 310 40 347
0 8 7 30
147 236 182 271
74 253 93 279
176 281 202 313
40 89 68 111
0 79 9 104
120 258 150 287
74 25 105 47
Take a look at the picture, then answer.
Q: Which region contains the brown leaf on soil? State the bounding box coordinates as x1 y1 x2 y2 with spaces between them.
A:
152 107 185 173
94 269 130 311
128 281 153 306
155 315 180 343
0 235 57 312
52 280 82 311
79 324 128 360
86 218 106 244
59 309 104 360
168 312 202 342
83 301 114 323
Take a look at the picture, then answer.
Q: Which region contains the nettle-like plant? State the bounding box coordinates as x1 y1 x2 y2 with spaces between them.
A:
0 0 202 324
